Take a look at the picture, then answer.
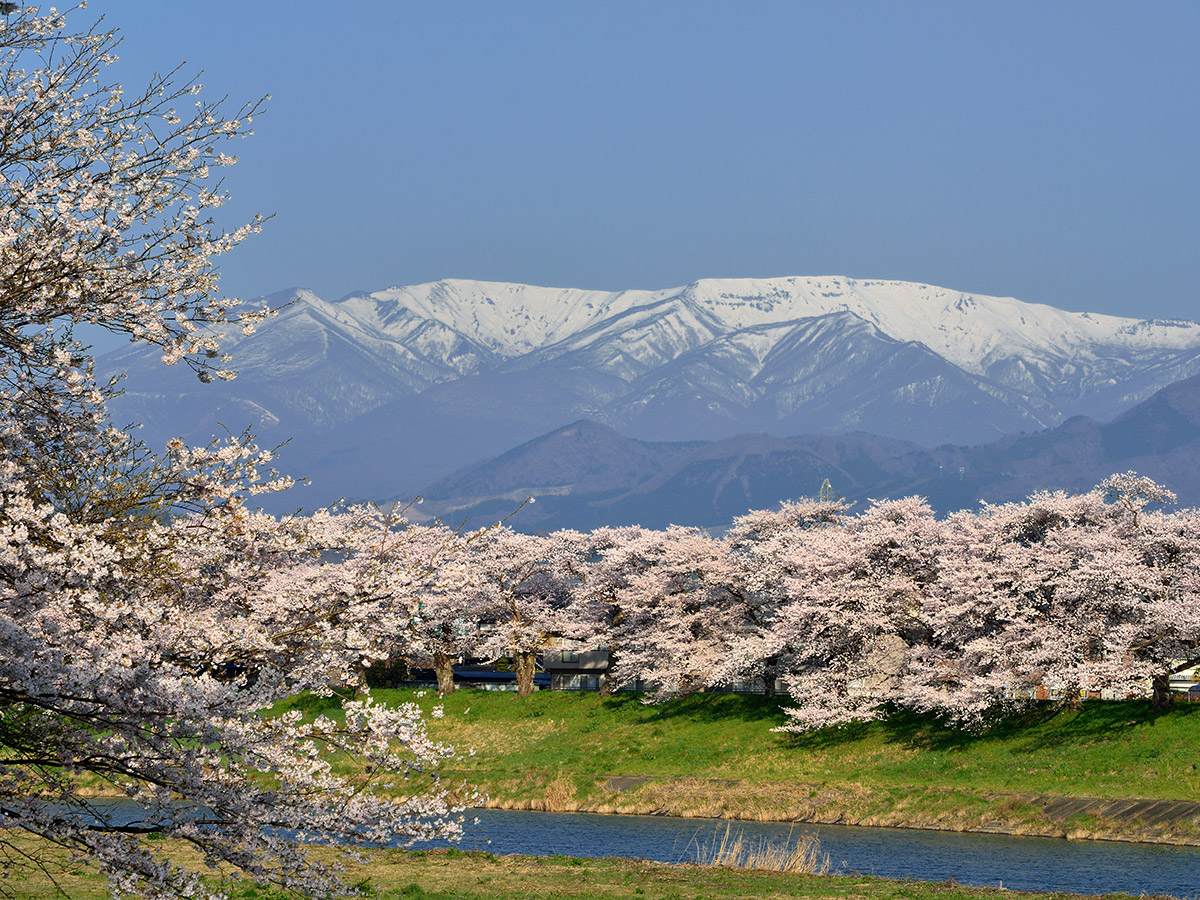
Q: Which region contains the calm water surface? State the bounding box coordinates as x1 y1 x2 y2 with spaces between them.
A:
420 808 1200 899
76 800 1200 898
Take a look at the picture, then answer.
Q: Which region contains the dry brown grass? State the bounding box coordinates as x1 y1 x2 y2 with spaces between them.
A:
693 823 832 874
439 716 560 756
540 768 578 811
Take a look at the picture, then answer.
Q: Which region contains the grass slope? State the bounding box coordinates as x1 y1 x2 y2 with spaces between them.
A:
326 689 1200 842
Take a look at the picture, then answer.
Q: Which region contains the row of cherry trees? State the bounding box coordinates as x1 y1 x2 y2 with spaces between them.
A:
6 7 1197 897
394 473 1200 730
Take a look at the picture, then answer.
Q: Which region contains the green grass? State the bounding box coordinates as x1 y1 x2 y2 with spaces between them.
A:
370 688 1200 798
335 688 1200 839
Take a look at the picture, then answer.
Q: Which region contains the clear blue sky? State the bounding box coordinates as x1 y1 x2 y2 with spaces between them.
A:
103 1 1198 321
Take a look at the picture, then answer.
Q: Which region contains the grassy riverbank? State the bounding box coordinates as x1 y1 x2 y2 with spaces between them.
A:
313 688 1200 843
4 841 1167 900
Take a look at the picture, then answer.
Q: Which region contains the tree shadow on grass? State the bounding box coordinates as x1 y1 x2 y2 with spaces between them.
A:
273 690 345 715
993 699 1200 753
775 699 1200 754
632 692 792 727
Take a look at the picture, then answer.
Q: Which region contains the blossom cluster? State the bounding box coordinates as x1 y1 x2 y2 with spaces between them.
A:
1 7 468 898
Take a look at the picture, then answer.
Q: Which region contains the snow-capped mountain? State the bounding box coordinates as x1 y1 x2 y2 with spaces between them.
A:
101 276 1200 508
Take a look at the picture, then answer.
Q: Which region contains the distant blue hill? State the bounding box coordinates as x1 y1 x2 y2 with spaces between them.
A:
414 374 1200 531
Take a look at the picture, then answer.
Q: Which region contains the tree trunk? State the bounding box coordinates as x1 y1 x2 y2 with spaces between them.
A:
598 645 617 698
515 651 538 698
762 669 776 700
434 652 456 696
763 657 782 705
1151 672 1172 712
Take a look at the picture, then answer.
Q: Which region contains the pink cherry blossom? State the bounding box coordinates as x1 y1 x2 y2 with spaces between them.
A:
0 8 465 897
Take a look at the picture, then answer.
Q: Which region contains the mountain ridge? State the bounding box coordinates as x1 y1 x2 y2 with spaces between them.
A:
98 276 1200 511
416 374 1200 531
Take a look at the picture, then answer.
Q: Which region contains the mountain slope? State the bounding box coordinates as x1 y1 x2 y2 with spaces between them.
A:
417 374 1200 531
98 277 1200 510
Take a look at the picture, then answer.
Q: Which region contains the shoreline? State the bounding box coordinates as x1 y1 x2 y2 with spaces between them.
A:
69 782 1200 847
472 778 1200 848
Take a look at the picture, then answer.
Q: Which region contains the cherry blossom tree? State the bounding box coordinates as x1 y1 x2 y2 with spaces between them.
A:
0 5 267 398
1121 500 1200 709
393 523 490 695
1 6 463 897
570 525 652 697
468 527 594 698
715 498 849 698
1 415 469 897
903 491 1094 727
604 525 741 699
772 497 942 732
908 475 1200 724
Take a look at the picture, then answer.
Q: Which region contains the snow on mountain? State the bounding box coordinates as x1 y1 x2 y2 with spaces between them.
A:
100 276 1200 510
330 276 1200 405
345 280 674 357
682 277 1200 366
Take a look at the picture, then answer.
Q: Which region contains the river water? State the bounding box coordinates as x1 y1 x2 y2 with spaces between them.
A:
70 800 1200 897
418 808 1200 898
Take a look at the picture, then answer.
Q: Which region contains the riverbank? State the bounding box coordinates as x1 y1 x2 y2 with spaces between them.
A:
347 688 1200 846
480 784 1200 846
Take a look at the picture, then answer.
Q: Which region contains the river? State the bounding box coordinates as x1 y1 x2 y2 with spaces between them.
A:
69 800 1200 897
421 808 1200 898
